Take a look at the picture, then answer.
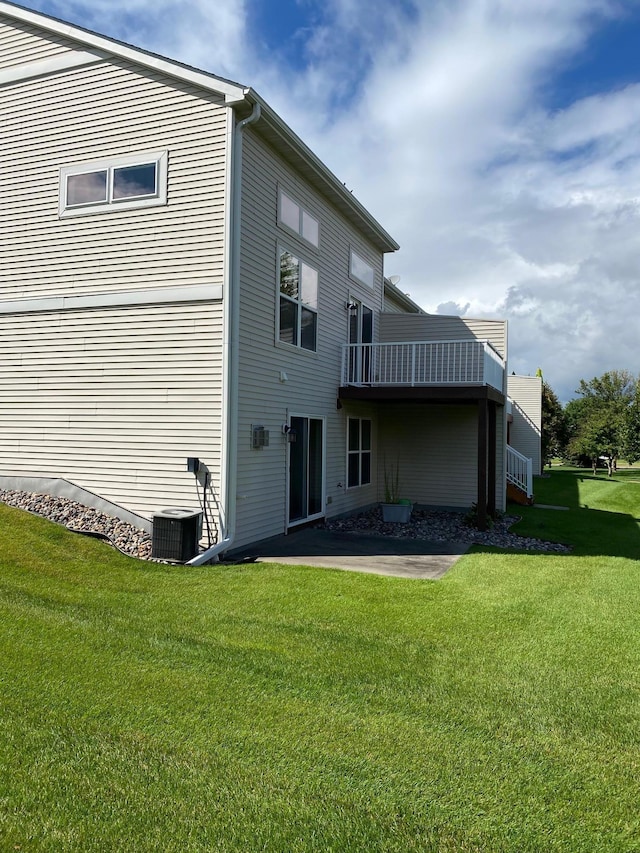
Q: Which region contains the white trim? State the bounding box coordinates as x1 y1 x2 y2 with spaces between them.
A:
0 1 247 102
0 283 222 315
59 150 168 217
0 50 105 87
286 413 326 528
215 105 235 543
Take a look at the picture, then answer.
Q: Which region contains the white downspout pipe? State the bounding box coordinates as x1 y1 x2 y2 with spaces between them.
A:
187 101 261 565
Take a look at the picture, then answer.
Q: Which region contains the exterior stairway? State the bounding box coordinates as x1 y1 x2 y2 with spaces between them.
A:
506 446 534 505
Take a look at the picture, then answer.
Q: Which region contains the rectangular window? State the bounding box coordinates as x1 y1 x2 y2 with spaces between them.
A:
347 418 372 488
279 189 319 247
350 249 374 288
60 150 168 217
279 248 318 352
113 163 158 200
66 170 107 206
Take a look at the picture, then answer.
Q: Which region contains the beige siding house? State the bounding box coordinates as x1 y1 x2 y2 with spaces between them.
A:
0 2 520 561
507 375 543 476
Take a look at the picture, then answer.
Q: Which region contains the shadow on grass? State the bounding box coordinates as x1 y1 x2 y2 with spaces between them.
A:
512 467 640 560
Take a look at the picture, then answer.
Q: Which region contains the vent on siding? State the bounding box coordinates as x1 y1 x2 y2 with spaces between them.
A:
252 425 269 449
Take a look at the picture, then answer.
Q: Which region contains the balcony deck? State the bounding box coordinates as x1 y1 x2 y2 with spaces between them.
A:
339 340 506 405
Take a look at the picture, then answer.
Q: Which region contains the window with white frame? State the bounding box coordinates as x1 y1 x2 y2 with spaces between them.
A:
278 248 318 352
279 189 319 247
349 249 374 288
347 417 372 488
60 151 168 216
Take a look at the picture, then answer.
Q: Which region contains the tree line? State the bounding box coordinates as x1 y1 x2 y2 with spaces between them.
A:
542 370 640 475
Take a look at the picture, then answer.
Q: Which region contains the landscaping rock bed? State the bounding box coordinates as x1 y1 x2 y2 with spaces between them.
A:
0 489 153 560
1 489 570 560
326 506 571 553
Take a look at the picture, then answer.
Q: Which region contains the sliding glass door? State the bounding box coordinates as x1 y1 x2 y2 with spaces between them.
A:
288 416 324 525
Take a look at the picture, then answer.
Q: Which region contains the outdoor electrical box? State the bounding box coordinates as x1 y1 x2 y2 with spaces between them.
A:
152 507 202 562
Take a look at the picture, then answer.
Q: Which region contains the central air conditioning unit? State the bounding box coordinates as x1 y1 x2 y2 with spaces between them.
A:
152 507 202 562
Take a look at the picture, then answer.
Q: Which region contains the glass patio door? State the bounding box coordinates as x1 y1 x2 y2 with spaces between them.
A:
348 301 373 384
288 416 324 525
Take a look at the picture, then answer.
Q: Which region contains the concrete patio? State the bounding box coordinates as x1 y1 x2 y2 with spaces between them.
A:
227 527 470 579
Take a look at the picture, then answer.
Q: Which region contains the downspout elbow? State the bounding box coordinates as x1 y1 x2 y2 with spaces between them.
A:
186 536 232 566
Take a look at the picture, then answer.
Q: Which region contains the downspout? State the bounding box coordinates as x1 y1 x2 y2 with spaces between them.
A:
187 100 261 565
501 319 509 512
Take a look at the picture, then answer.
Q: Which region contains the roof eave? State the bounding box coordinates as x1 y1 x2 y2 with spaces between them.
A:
0 0 247 102
0 1 399 254
383 279 425 313
240 90 400 254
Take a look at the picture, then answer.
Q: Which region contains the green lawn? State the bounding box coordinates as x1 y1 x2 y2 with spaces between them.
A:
1 472 640 852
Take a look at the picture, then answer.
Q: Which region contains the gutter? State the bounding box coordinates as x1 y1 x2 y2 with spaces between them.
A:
383 278 424 314
242 89 399 254
187 102 261 565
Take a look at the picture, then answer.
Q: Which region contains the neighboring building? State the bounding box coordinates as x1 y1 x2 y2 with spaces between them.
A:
0 2 521 561
507 374 543 475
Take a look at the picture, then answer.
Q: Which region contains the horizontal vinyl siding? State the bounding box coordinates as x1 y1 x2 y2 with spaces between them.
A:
507 375 542 475
0 302 223 520
0 56 228 299
382 286 421 314
378 405 479 508
380 314 507 359
383 294 405 313
0 17 78 68
234 129 388 548
379 403 505 511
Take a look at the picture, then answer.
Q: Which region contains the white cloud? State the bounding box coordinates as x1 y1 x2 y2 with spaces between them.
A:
280 0 640 401
545 84 640 153
26 0 252 81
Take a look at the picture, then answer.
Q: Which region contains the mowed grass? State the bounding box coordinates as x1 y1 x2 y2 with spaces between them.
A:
514 465 640 558
1 472 640 853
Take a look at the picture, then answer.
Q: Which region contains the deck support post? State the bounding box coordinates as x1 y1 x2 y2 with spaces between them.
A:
477 398 488 530
488 402 496 518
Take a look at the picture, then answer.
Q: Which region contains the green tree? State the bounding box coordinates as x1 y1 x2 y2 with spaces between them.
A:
541 381 567 465
565 370 636 476
575 370 635 407
567 407 619 475
621 382 640 464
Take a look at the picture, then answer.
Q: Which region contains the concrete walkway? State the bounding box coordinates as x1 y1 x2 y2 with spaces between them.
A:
228 528 470 580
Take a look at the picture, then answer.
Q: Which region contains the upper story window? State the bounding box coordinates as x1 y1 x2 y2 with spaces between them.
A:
279 189 319 247
350 249 374 288
278 248 318 352
59 150 168 217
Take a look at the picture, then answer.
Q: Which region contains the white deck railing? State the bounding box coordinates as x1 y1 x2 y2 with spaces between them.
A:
506 445 533 498
341 340 505 393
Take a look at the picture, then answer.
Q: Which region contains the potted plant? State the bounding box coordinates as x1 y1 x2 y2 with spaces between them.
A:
381 458 413 523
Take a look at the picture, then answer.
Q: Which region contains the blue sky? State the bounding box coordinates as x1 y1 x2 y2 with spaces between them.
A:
17 0 640 401
548 9 640 106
